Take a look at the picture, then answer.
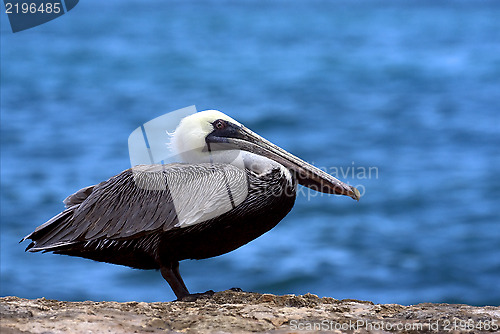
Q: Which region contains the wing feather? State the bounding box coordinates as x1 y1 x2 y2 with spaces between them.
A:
63 185 95 208
24 163 249 252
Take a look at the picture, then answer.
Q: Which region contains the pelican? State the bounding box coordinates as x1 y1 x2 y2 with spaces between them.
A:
22 110 360 299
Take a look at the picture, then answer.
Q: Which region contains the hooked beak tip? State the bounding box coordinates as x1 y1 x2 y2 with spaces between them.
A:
351 186 361 201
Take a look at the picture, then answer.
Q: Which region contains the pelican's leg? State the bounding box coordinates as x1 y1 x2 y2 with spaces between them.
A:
172 261 189 293
161 261 189 300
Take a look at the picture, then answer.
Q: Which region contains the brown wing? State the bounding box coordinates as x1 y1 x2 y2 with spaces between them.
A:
22 163 248 252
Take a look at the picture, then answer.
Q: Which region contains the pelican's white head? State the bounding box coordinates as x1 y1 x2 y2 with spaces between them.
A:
170 110 242 163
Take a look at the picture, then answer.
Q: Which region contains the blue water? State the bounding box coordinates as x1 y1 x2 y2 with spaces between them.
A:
1 0 499 305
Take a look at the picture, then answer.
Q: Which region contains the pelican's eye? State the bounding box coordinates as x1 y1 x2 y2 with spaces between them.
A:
213 119 227 130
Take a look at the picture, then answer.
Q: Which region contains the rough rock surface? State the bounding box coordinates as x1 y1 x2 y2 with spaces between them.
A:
1 290 499 333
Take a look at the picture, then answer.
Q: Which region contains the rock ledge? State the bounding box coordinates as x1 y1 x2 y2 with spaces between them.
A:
1 291 499 333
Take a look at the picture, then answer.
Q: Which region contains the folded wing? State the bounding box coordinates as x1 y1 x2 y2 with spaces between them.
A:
22 163 248 252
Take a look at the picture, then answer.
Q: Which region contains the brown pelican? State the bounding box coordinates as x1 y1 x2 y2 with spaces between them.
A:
22 110 360 299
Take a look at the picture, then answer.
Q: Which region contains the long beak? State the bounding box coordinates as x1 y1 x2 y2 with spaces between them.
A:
211 125 360 201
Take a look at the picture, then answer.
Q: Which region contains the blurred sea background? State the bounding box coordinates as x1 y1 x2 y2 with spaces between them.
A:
1 0 499 306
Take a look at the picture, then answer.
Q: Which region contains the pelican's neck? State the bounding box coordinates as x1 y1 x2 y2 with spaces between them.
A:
239 151 293 184
177 148 293 185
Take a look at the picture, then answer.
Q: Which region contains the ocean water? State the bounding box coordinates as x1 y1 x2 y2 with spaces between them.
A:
1 0 499 305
